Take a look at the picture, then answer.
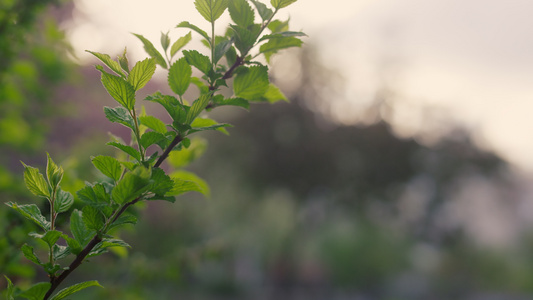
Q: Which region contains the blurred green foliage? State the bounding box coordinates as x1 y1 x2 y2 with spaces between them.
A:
0 0 75 289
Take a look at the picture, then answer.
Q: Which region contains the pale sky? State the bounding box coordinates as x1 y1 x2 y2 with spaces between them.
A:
65 0 533 171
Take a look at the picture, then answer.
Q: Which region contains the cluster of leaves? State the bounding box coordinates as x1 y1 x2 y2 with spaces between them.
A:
3 0 304 299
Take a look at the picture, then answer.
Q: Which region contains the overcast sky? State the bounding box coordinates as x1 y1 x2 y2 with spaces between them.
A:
66 0 533 171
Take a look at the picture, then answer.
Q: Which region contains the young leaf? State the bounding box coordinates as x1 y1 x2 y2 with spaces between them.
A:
145 93 188 123
139 115 167 134
258 31 307 42
104 106 135 130
18 282 51 300
21 162 50 198
92 155 123 182
117 47 130 73
186 93 211 124
82 206 105 232
148 168 175 196
194 0 229 23
230 24 259 55
259 36 302 62
161 31 170 51
271 0 298 9
55 189 74 213
86 51 126 78
97 67 136 110
233 65 269 100
169 170 210 197
41 230 62 249
53 244 71 261
49 280 102 300
268 19 289 33
250 0 273 21
62 234 82 255
214 39 234 64
128 57 156 91
190 117 232 135
111 167 152 204
183 50 212 75
229 0 255 27
132 33 168 68
168 57 192 96
70 209 94 247
176 21 210 44
77 184 111 207
6 202 50 231
107 142 142 162
5 276 15 300
170 32 193 57
21 244 43 266
46 153 63 190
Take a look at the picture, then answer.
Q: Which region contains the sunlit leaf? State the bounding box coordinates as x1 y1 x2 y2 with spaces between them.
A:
183 50 211 75
233 65 269 100
86 50 126 78
176 21 210 44
194 0 229 22
21 162 50 198
170 32 192 57
186 93 211 124
46 153 63 190
92 155 123 182
104 106 135 130
160 31 170 51
168 57 192 96
169 170 210 197
259 36 302 62
229 0 254 27
271 0 298 9
6 202 50 231
97 66 136 110
127 57 156 91
107 142 142 162
132 33 167 68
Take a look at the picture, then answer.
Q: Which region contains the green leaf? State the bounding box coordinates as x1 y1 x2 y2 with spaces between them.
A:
104 106 135 130
108 214 137 231
140 131 166 149
230 24 259 55
168 137 208 168
250 0 273 21
183 50 212 75
6 202 50 231
169 170 210 197
259 36 302 62
148 168 175 196
176 22 210 44
168 57 192 96
41 230 62 248
139 115 167 134
62 234 82 255
214 39 234 64
132 33 168 68
117 47 130 73
107 142 142 162
4 276 15 300
18 282 51 300
55 189 74 213
170 32 192 57
46 153 63 190
128 57 156 91
229 0 255 27
97 67 136 110
160 31 170 51
21 244 42 266
268 19 289 33
76 183 110 207
70 209 94 247
53 244 70 260
21 162 50 198
82 206 105 232
92 155 123 182
271 0 298 9
213 97 249 109
49 281 102 300
233 65 269 100
98 238 131 249
145 93 188 123
194 0 229 22
186 93 211 124
258 31 307 42
86 50 126 78
111 166 152 204
190 117 232 135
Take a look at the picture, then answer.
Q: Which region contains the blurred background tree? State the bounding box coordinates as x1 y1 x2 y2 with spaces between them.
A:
4 2 533 300
0 0 76 288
